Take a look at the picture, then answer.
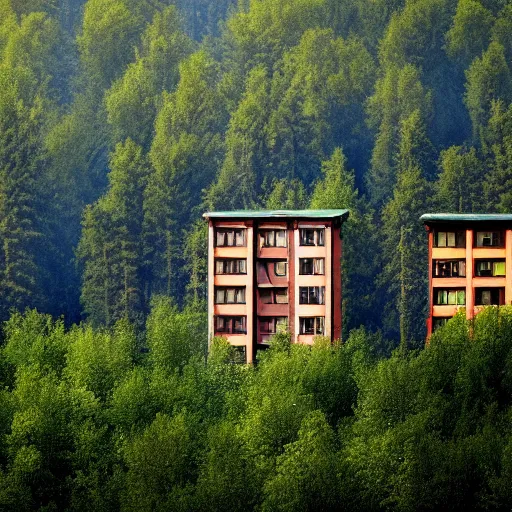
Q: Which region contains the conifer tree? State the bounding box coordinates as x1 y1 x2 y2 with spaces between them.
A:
206 64 270 210
437 146 485 213
380 110 432 346
78 140 148 326
145 50 227 302
105 5 195 148
311 148 378 333
366 65 432 207
0 68 50 321
465 42 512 144
446 0 494 68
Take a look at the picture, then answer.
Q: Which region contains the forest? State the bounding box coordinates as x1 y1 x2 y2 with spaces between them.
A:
1 0 512 509
1 0 511 342
1 306 512 510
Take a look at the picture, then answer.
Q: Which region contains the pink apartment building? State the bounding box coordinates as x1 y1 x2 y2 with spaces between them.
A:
203 210 349 363
422 213 512 336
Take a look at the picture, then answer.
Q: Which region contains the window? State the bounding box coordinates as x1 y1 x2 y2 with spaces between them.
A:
300 228 325 246
259 288 288 304
433 317 450 331
299 286 325 305
260 229 287 248
433 260 466 278
215 287 246 304
231 346 246 364
275 288 288 303
215 259 247 274
274 261 287 276
259 317 288 334
259 289 273 304
215 228 246 247
299 258 325 275
434 289 466 305
476 231 503 247
299 317 324 335
434 231 465 248
475 288 504 306
215 316 247 334
475 260 506 277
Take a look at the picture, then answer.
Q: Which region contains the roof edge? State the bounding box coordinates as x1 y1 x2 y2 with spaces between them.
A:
421 213 512 223
203 209 350 221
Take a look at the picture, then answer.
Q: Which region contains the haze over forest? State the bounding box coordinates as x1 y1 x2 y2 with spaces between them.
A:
1 0 512 510
0 0 511 342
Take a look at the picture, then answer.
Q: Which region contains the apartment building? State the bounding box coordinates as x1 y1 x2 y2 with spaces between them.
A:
203 209 349 363
421 213 512 336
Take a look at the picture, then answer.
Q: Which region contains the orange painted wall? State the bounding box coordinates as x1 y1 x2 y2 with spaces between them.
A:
208 216 346 362
426 225 512 338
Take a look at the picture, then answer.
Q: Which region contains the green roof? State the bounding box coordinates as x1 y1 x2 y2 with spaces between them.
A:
203 209 350 220
421 213 512 223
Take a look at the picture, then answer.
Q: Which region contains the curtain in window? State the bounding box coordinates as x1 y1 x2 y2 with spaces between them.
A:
216 231 226 246
314 259 324 275
494 261 506 276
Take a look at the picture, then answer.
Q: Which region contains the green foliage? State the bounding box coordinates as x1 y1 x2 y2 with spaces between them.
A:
311 148 378 332
78 140 149 327
105 5 195 148
262 410 339 512
146 295 207 372
64 319 136 400
446 0 494 67
3 310 67 375
0 68 49 321
1 308 512 509
380 110 433 345
122 412 197 511
366 64 432 206
77 0 143 92
437 145 485 212
465 41 512 143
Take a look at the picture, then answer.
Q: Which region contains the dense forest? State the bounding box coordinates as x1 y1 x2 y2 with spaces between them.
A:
1 307 512 510
1 0 512 509
1 0 511 343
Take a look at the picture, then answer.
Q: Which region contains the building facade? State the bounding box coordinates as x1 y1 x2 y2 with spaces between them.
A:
203 210 349 363
422 214 512 336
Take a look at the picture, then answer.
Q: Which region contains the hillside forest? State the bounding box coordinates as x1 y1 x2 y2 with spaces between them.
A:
0 0 511 343
1 0 512 509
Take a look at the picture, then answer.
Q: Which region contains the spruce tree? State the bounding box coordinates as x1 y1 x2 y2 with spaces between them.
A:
380 110 432 346
78 140 148 326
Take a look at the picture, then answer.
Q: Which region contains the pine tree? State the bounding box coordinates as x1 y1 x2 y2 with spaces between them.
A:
380 110 433 346
310 148 378 333
465 42 512 144
0 72 48 321
437 146 485 212
78 140 148 326
366 64 432 207
206 64 270 211
105 5 195 148
145 50 227 303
